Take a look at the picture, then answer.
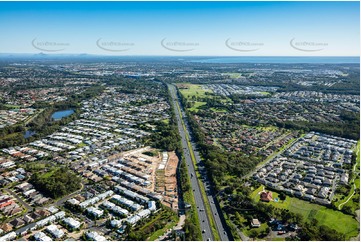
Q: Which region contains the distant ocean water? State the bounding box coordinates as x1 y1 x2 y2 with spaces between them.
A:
189 56 360 64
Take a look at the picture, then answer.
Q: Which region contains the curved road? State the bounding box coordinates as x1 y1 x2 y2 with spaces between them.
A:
168 84 232 241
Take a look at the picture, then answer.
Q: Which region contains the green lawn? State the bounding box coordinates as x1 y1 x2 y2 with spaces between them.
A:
251 185 265 201
251 185 359 238
77 142 87 148
314 208 358 236
243 222 269 237
162 119 170 125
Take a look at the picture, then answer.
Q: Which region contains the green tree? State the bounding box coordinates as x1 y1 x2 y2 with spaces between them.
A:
249 230 260 240
279 192 286 201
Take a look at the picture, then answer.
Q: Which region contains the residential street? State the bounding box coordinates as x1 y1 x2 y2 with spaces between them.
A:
4 188 32 211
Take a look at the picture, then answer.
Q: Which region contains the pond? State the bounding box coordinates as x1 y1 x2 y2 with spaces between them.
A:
24 130 36 139
51 109 74 121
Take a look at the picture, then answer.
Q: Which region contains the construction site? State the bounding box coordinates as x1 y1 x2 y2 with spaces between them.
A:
108 147 179 210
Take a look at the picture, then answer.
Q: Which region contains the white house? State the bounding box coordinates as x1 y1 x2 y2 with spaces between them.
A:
63 217 81 229
148 201 156 211
33 231 53 241
87 207 104 218
46 224 64 239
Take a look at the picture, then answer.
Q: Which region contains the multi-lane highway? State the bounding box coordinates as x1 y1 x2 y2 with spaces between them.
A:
168 84 232 241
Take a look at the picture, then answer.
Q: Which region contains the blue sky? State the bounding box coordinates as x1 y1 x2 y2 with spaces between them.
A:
0 1 359 56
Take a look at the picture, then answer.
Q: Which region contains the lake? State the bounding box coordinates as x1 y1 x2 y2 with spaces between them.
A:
51 109 74 121
24 130 36 139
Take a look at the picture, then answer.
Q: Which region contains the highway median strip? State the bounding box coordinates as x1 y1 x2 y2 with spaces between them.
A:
175 100 221 241
168 86 202 240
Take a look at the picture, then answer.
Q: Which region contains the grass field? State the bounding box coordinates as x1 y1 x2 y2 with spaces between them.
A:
177 83 211 99
251 185 359 238
177 84 212 111
177 83 233 112
189 101 207 112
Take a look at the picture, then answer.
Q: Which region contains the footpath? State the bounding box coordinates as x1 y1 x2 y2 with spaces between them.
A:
155 214 186 241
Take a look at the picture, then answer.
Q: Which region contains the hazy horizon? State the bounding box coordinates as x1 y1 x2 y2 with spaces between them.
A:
0 1 359 56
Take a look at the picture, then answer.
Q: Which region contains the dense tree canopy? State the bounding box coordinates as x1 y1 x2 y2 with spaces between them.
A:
29 167 82 199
